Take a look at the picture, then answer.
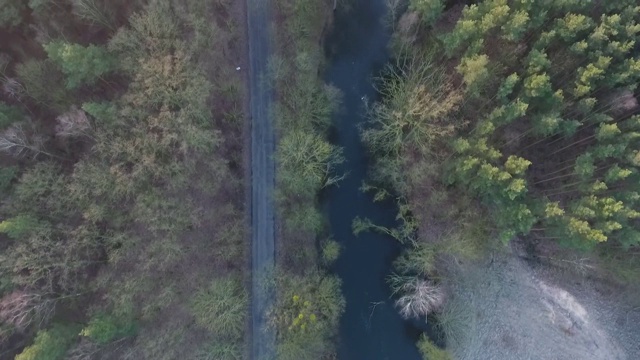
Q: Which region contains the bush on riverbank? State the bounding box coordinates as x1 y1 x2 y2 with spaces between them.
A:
417 334 453 360
270 0 346 357
269 272 344 360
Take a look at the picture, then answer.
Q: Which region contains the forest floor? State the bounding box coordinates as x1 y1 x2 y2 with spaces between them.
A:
441 243 640 360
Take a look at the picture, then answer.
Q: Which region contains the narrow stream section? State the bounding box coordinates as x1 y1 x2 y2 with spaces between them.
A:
324 1 423 359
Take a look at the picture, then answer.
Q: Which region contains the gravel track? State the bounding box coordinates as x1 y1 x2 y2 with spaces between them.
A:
246 0 276 358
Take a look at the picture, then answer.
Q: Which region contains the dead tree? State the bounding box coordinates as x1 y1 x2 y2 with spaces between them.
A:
394 278 445 320
0 122 49 159
55 106 93 139
0 291 55 331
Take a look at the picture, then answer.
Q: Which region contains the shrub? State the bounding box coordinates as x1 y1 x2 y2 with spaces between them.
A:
195 342 243 360
0 165 18 193
271 272 345 360
16 60 71 112
0 103 24 129
416 334 452 360
321 239 341 265
15 323 80 360
0 0 25 28
277 130 344 197
0 214 41 239
80 312 137 344
190 275 247 340
283 201 323 234
410 0 444 26
44 41 116 89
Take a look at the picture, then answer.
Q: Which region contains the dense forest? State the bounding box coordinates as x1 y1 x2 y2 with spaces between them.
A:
0 0 248 359
361 0 640 357
8 0 640 358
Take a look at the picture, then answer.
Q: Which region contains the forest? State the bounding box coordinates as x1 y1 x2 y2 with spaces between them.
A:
0 0 348 358
0 0 249 359
361 0 640 357
6 0 640 358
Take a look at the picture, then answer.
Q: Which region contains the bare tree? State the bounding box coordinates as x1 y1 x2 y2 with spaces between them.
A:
66 339 101 360
392 277 445 320
0 291 55 331
1 77 25 99
56 106 93 139
0 122 50 159
1 55 25 100
72 0 116 31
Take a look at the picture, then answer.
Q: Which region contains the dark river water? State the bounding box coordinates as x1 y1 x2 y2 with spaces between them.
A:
323 1 426 359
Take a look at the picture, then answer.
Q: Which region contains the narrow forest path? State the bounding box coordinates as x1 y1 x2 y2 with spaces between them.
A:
246 0 276 358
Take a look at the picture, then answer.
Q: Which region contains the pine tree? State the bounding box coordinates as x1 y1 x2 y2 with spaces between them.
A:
44 41 116 89
437 0 640 248
410 0 444 26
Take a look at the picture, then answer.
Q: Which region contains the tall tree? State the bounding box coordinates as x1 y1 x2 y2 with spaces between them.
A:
44 41 116 89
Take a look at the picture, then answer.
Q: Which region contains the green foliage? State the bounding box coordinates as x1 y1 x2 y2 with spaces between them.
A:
44 41 116 89
0 165 18 193
133 190 201 234
321 239 341 265
0 0 25 28
190 275 247 340
523 73 552 98
15 323 80 360
16 60 72 112
363 53 463 173
0 214 41 239
0 1 247 358
394 243 436 276
80 312 137 344
410 0 640 248
277 131 344 196
82 101 118 125
410 0 444 26
283 201 324 234
0 102 24 129
272 272 345 360
417 334 453 360
456 54 489 90
11 162 68 218
27 0 52 14
108 1 181 72
501 9 529 41
497 73 519 103
555 13 594 41
195 342 243 360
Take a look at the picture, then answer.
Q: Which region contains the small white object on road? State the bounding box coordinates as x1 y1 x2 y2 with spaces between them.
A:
236 67 241 71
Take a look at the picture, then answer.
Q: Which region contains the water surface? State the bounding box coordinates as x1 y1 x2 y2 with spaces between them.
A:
324 1 424 359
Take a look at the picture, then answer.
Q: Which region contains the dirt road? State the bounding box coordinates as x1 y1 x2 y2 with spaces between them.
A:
246 0 276 358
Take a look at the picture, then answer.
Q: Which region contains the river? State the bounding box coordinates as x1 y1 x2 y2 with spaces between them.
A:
323 1 425 359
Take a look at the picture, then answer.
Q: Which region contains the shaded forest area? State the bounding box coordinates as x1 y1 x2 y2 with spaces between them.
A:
0 0 248 359
359 0 640 357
